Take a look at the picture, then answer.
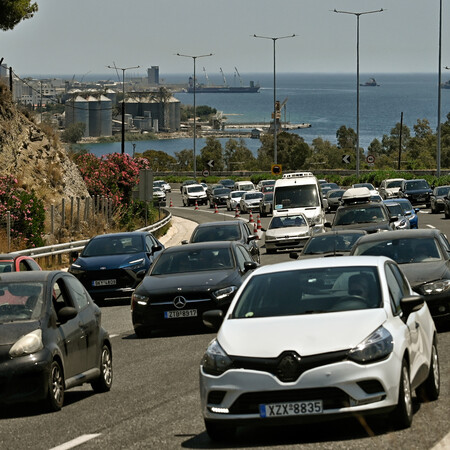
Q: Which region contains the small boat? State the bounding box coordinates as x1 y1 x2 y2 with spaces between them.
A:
441 80 450 89
360 78 379 87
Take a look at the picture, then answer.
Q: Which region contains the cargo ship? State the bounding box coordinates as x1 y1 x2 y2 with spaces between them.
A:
186 67 260 93
360 78 380 87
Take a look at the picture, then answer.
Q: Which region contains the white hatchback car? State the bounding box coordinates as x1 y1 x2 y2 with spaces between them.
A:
199 256 439 441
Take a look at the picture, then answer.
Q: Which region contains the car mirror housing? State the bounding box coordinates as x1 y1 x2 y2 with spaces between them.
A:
389 215 399 223
57 306 78 324
243 261 258 272
202 309 224 330
400 295 425 317
324 222 332 228
289 252 299 260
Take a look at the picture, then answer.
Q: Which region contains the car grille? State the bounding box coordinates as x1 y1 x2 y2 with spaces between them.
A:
230 349 349 382
229 387 350 414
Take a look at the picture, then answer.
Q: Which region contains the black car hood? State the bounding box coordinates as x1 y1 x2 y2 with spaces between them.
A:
404 188 432 195
76 253 147 270
0 320 40 346
332 223 391 233
140 270 238 294
400 261 449 287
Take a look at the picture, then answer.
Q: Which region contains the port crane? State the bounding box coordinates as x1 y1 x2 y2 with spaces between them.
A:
220 67 228 86
203 67 210 85
234 67 243 87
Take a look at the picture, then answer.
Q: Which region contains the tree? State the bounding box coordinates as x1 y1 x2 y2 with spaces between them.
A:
175 149 194 171
224 138 256 171
0 0 38 31
61 122 85 143
138 150 177 172
199 136 224 171
336 125 357 150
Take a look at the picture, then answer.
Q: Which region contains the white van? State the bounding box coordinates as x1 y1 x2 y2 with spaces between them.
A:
233 181 255 192
181 184 207 207
272 172 327 229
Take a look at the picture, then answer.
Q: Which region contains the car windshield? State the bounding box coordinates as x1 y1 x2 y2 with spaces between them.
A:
0 282 44 322
386 180 403 188
187 186 204 193
354 183 374 190
151 248 234 274
303 233 362 254
231 191 245 198
436 186 450 196
82 235 144 256
405 180 429 190
352 237 442 264
397 201 413 214
274 184 320 208
386 204 403 216
327 190 344 198
334 205 388 225
191 225 241 242
0 262 14 273
213 188 230 195
269 215 307 229
264 193 274 201
232 266 381 318
244 193 263 200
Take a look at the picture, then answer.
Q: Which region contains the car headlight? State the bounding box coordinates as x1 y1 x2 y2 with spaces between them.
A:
123 258 145 270
213 285 238 301
68 263 85 275
348 326 393 364
201 339 233 376
131 293 149 306
397 219 408 229
9 329 43 358
418 279 450 295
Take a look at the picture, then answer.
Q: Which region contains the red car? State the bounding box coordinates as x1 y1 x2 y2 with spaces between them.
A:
0 253 41 272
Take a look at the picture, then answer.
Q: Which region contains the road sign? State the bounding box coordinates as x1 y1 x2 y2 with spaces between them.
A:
202 169 209 177
342 155 351 164
367 155 375 164
271 164 282 175
207 160 215 168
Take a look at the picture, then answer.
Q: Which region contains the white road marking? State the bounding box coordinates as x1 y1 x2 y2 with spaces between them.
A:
427 224 436 228
431 431 450 450
110 333 119 338
50 434 101 450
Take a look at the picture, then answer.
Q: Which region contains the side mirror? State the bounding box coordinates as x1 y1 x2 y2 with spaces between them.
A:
324 222 332 229
389 215 399 223
322 199 329 209
57 306 78 324
70 251 79 263
244 261 258 272
152 244 163 252
202 309 224 330
248 235 257 242
289 252 299 260
400 295 425 317
181 240 188 245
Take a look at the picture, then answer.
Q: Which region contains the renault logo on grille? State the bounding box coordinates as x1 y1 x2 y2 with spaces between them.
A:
276 352 302 382
173 296 187 309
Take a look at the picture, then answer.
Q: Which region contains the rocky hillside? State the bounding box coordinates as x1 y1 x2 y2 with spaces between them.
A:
0 82 89 205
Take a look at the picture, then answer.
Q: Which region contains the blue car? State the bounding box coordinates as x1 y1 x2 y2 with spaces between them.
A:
68 231 164 304
384 199 419 229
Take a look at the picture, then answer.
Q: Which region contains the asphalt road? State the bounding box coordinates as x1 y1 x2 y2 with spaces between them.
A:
1 192 449 450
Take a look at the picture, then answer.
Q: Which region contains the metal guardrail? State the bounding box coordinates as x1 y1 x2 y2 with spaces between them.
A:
14 212 172 260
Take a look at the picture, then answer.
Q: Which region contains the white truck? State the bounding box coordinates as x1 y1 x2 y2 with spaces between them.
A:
272 172 327 230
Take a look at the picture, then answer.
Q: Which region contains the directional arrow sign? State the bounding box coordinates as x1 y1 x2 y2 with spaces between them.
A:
342 155 351 164
207 160 215 168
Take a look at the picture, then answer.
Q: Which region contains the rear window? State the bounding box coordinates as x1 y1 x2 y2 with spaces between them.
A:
191 225 241 242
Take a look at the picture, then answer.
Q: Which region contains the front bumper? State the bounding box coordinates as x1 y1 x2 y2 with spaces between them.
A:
200 353 401 425
0 348 52 405
265 236 310 251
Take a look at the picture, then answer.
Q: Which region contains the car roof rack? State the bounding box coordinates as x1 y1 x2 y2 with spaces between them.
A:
341 187 372 204
282 171 314 179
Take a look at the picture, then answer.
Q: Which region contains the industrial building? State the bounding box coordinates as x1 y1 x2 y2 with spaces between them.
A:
147 66 159 85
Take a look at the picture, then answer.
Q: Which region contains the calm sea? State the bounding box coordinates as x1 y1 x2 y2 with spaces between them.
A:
72 72 450 158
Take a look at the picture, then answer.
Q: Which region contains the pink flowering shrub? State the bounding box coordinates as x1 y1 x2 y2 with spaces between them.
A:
73 153 151 224
0 175 45 248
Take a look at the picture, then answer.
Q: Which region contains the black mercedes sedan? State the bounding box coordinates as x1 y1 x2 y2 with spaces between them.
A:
131 241 258 338
0 271 112 411
351 228 450 325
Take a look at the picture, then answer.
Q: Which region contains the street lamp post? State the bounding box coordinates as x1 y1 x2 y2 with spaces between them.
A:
253 34 296 165
333 9 383 178
107 64 140 154
177 53 213 179
437 0 443 177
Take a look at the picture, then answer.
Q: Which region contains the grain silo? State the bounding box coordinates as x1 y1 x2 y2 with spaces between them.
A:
99 95 112 136
88 96 101 137
65 96 89 137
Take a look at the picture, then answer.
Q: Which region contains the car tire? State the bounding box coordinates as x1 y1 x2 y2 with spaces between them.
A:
391 359 413 429
445 208 450 219
91 344 113 393
204 420 236 442
416 341 440 402
134 325 152 338
45 360 64 412
431 204 437 214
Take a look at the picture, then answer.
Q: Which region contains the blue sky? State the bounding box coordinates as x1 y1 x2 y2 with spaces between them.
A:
1 0 449 77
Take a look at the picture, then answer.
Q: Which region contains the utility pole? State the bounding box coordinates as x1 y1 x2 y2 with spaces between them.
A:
253 34 296 165
176 53 213 179
107 64 140 154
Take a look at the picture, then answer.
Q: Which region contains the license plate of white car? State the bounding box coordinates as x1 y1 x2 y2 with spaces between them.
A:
164 309 197 319
259 400 323 417
92 279 116 286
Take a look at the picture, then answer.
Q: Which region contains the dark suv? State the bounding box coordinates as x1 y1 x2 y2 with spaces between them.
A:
185 220 260 263
398 179 432 207
68 231 164 304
